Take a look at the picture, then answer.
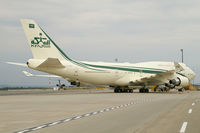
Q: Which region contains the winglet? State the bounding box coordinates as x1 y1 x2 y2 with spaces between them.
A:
174 62 184 72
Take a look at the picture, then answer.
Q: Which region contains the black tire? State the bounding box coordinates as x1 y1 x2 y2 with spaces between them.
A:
114 88 119 93
178 89 183 92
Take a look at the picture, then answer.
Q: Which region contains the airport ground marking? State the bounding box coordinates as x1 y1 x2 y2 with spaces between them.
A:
180 122 188 133
14 99 153 133
188 109 192 114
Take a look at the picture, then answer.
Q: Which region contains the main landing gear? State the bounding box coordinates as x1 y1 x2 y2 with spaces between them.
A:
178 88 183 92
114 86 133 93
139 86 149 93
139 88 149 93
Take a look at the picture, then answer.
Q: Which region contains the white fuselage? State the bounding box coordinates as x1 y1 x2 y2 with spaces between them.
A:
27 59 195 87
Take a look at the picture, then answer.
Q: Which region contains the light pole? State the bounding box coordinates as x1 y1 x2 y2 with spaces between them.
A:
180 49 183 63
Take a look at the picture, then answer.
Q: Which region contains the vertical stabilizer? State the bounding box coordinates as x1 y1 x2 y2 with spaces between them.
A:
21 19 66 60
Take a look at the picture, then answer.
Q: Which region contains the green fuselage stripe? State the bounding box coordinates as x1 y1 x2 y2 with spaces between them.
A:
82 63 166 74
177 72 187 77
41 27 167 74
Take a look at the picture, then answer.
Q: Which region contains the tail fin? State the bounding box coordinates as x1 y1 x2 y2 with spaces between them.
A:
21 19 66 60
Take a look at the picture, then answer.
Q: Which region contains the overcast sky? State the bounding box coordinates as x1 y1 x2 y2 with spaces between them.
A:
0 0 200 87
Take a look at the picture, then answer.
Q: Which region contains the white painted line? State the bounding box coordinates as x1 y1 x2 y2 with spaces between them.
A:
92 112 98 115
100 110 104 113
15 101 139 133
16 129 30 133
84 113 90 117
74 116 82 119
188 109 192 114
105 108 110 111
180 122 188 133
48 121 60 126
63 118 71 122
192 103 195 106
31 125 46 131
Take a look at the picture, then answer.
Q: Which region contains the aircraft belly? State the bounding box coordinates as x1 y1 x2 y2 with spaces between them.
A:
77 71 119 85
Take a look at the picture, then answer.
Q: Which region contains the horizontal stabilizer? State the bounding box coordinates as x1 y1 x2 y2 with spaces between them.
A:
22 71 60 78
37 58 65 68
6 62 27 67
23 71 33 76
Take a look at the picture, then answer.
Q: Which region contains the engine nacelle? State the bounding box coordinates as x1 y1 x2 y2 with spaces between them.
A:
165 83 175 88
169 77 189 87
169 77 181 86
71 81 80 87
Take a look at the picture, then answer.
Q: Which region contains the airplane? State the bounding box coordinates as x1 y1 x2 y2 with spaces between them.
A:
7 19 196 93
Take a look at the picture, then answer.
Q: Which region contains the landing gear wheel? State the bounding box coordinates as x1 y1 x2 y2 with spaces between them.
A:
129 89 133 93
114 87 120 93
178 88 183 92
139 89 144 93
139 88 149 93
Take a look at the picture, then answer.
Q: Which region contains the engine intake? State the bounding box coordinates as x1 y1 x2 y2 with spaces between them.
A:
169 77 181 86
71 81 80 87
167 77 189 88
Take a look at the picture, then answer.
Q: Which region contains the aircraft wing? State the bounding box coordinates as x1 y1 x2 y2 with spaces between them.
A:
129 62 186 86
130 70 175 86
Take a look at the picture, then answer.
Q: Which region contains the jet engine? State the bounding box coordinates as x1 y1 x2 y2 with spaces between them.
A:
71 81 80 87
169 77 181 86
164 83 175 88
169 77 189 87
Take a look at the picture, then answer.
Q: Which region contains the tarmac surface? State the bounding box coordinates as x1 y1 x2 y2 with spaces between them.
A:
0 89 200 133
